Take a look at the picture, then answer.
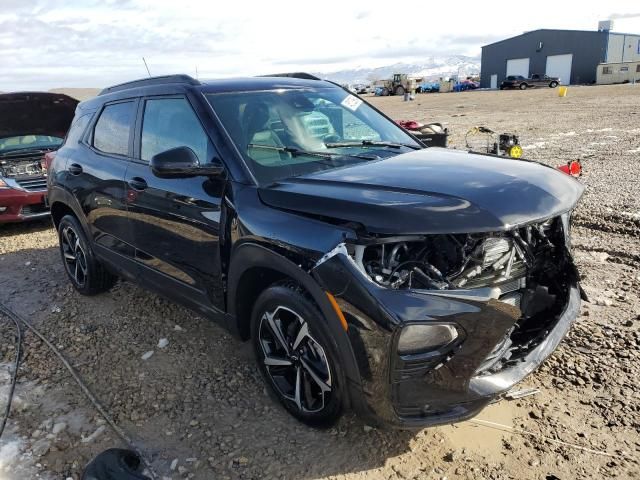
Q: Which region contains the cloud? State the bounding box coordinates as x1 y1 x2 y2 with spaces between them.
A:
609 12 640 20
0 0 638 90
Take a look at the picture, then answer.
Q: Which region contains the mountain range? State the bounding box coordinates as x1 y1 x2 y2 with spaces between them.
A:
314 55 481 85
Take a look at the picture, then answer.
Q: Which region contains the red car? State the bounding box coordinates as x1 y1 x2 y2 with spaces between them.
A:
0 92 78 223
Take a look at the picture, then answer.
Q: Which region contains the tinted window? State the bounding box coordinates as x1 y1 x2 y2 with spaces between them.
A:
141 98 210 162
65 113 92 145
93 102 134 156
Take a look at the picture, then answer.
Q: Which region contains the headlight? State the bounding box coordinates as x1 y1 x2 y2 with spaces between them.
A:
397 324 458 355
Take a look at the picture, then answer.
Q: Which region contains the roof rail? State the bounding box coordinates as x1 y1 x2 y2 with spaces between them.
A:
98 74 200 96
259 72 322 81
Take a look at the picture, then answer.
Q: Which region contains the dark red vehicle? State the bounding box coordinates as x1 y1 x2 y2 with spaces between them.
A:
0 92 78 223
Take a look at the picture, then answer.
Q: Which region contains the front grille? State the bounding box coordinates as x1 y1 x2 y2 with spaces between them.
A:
20 203 49 216
16 176 47 191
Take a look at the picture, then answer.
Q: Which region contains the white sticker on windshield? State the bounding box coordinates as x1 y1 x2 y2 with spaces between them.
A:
341 95 363 111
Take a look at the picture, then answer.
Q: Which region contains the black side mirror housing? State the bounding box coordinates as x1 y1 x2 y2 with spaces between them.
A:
150 146 224 178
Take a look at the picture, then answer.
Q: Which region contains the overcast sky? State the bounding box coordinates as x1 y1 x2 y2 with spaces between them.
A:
0 0 639 90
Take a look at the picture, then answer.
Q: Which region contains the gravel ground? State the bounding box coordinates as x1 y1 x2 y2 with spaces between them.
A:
0 84 639 479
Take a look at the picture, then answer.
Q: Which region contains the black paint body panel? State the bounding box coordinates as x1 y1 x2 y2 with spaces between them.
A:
48 75 583 428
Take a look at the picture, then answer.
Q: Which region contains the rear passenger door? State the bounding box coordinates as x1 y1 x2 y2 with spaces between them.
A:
68 99 139 279
124 95 226 313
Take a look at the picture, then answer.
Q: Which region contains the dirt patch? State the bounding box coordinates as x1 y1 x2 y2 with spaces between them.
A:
1 84 639 479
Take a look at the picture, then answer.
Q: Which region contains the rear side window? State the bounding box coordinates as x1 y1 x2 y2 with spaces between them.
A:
141 98 210 163
65 113 92 145
93 102 135 156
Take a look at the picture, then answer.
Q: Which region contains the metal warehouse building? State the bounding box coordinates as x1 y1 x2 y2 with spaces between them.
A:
480 24 640 88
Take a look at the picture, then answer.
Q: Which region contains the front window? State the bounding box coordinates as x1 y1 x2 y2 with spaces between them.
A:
0 135 64 153
141 97 214 163
207 88 419 184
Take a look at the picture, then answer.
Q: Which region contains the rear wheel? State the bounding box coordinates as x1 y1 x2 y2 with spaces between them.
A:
251 284 343 427
519 83 528 90
395 86 405 96
58 215 117 295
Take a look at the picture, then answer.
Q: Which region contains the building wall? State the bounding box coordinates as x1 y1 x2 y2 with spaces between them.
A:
481 30 609 88
612 34 640 63
596 62 640 84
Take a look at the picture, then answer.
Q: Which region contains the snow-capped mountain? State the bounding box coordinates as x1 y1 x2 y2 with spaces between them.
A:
314 56 481 85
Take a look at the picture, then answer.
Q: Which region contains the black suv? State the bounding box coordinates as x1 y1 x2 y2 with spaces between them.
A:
49 74 584 428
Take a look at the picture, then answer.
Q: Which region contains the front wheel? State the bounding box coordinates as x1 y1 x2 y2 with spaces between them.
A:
519 83 528 90
251 284 343 427
549 81 558 88
58 215 117 295
395 86 405 96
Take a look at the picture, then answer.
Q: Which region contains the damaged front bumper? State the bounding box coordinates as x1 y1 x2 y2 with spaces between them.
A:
311 234 581 428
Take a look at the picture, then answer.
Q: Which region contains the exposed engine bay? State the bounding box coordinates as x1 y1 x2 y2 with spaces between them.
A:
348 216 579 372
0 153 46 179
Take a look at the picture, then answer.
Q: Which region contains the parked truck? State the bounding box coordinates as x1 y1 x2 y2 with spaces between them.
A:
500 74 560 90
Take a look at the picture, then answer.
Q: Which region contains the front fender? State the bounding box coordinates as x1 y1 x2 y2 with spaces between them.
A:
226 242 370 417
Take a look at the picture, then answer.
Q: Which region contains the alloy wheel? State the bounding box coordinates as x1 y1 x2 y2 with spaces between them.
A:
258 306 332 413
61 225 88 287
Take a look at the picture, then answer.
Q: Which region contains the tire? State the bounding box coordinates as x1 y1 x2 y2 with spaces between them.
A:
58 214 117 295
519 83 527 90
549 81 558 88
381 87 390 96
251 284 344 427
395 86 405 96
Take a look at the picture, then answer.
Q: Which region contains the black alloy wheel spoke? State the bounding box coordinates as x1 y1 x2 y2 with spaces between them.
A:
259 306 332 413
62 226 87 287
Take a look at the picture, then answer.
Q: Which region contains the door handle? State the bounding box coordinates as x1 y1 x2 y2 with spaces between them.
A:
68 163 83 175
128 177 148 191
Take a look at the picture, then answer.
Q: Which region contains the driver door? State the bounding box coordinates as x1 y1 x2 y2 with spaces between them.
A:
124 94 226 313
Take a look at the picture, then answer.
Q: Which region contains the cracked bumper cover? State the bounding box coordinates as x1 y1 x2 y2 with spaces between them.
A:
312 249 580 428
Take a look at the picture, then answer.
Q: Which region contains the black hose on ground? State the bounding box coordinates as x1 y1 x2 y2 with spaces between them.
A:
0 305 22 439
0 302 158 480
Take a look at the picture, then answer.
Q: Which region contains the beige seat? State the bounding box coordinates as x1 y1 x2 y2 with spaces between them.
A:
243 102 285 166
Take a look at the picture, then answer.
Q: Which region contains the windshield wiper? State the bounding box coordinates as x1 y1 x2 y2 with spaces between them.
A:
247 144 378 161
324 140 421 150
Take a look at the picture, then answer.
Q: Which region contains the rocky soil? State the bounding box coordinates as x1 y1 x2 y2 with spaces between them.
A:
1 84 639 479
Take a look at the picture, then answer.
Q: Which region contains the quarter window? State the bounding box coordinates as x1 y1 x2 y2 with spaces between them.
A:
141 98 210 163
602 66 613 75
93 102 135 156
65 113 92 145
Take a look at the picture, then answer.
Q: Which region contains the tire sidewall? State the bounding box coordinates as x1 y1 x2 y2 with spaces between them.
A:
250 285 345 427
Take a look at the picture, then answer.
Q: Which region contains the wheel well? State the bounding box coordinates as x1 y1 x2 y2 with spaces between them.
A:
50 202 76 230
234 267 289 340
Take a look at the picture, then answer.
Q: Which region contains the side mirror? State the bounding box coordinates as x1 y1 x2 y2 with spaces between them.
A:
150 146 224 178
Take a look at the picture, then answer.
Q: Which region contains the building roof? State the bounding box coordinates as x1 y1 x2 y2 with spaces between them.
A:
482 28 638 49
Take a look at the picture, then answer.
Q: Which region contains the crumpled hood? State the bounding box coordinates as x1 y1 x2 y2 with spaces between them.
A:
0 92 78 139
258 148 585 234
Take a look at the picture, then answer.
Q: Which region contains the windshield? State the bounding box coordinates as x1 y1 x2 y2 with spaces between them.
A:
206 88 420 184
0 135 64 153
